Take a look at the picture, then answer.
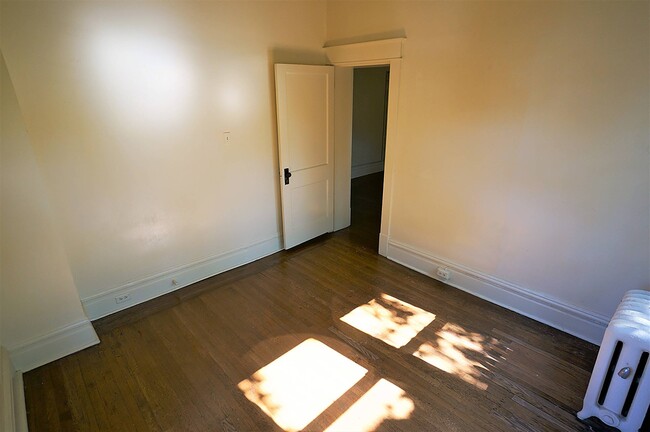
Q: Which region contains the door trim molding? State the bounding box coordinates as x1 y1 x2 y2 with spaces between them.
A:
324 38 405 66
326 38 404 257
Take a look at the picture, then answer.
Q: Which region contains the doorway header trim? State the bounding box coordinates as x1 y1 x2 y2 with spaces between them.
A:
324 38 405 66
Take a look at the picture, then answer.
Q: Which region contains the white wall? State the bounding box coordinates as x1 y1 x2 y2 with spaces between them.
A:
328 2 649 330
2 0 647 356
0 4 9 422
1 2 328 314
351 66 388 178
0 2 5 418
1 52 97 371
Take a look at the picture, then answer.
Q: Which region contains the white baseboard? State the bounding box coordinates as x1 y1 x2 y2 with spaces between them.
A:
351 161 384 179
12 373 26 432
2 347 28 432
8 319 100 373
378 233 389 256
82 235 283 320
385 239 609 345
2 348 15 432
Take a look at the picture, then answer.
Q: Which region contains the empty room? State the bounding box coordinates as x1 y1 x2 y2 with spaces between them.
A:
1 1 649 431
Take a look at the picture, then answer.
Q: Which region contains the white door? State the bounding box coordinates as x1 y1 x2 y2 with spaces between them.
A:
275 64 335 249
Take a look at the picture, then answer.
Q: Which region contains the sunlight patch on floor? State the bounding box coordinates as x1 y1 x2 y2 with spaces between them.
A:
340 294 436 348
413 323 492 390
238 338 367 432
324 378 414 432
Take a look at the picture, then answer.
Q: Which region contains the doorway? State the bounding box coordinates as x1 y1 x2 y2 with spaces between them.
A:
349 66 389 251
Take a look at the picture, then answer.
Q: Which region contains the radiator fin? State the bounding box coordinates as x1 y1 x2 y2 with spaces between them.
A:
598 340 623 405
640 405 649 432
622 351 648 417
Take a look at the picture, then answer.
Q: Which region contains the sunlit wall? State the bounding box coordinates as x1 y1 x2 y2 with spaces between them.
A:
327 1 650 318
0 1 328 300
1 54 89 348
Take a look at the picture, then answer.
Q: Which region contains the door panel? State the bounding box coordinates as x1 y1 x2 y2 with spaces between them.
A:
286 72 329 169
275 64 334 249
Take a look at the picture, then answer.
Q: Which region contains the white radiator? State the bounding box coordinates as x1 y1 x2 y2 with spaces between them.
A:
578 290 650 431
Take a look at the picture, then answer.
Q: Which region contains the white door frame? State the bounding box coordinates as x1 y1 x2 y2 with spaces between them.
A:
325 38 404 256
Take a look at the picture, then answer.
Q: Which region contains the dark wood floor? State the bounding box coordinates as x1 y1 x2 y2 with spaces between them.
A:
25 173 613 431
348 172 384 251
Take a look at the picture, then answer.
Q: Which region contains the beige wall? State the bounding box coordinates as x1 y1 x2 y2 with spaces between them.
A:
1 1 327 302
1 0 648 353
0 2 4 419
1 54 88 350
0 2 5 418
328 1 650 318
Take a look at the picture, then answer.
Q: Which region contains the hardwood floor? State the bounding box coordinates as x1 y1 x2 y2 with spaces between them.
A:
347 172 384 251
24 174 614 431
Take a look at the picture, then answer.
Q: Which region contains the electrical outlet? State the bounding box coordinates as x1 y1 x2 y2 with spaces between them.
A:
436 267 451 281
115 294 131 304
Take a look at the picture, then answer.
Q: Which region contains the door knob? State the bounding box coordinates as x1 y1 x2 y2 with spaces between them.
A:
284 168 292 185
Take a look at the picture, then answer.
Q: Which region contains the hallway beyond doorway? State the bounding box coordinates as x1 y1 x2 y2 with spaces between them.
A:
348 172 383 251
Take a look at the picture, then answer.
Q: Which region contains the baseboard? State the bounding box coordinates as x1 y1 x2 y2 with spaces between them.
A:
378 233 389 256
8 320 100 372
351 161 384 179
82 235 283 320
2 348 15 432
12 373 26 432
2 346 34 432
385 239 609 345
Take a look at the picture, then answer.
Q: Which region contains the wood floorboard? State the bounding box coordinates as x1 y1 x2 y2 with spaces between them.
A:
24 173 617 431
60 355 102 432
